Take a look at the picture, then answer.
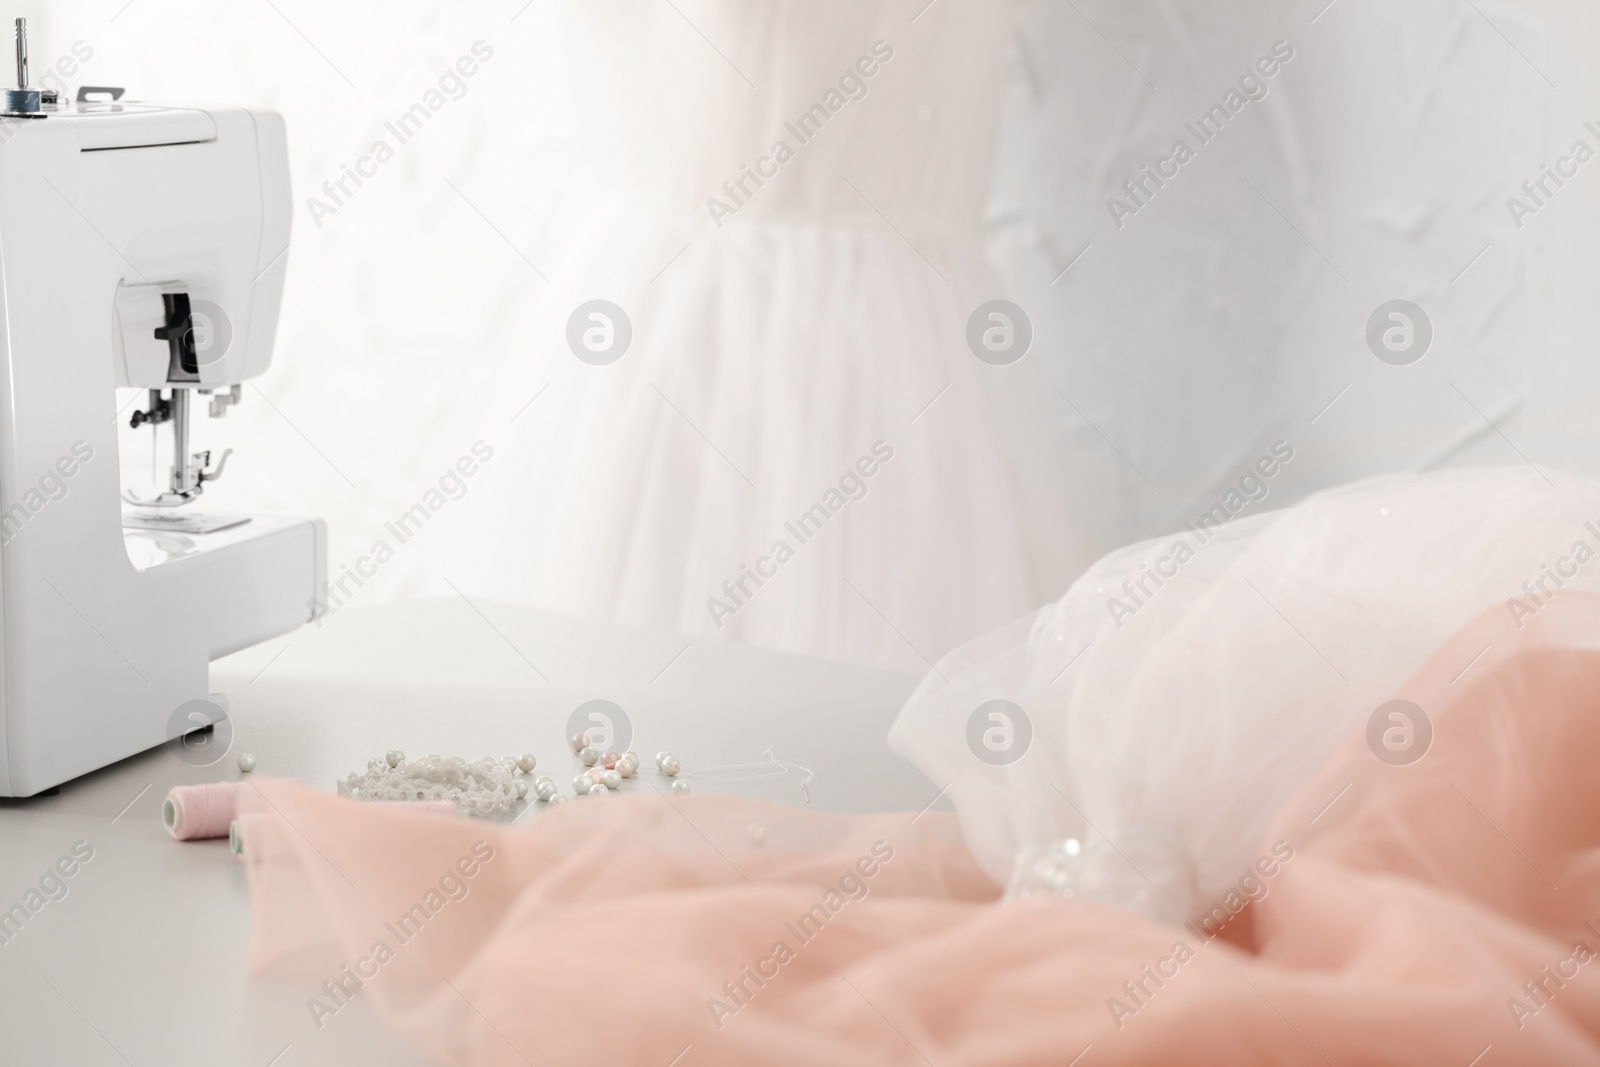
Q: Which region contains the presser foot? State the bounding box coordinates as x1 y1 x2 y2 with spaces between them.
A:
122 488 202 509
122 447 233 508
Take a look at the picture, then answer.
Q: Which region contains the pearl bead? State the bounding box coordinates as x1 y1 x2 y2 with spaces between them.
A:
601 769 621 790
572 775 592 795
661 756 681 777
535 774 553 788
570 732 590 753
548 793 569 806
386 749 404 768
655 751 671 769
517 753 537 773
580 747 600 767
601 750 620 769
671 779 690 795
622 750 639 767
617 759 635 779
237 753 256 773
536 781 557 801
589 780 609 794
586 768 605 784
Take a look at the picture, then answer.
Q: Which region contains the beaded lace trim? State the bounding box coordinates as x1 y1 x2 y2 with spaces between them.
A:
337 755 519 816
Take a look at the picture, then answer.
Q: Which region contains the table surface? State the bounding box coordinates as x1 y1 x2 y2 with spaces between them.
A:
0 600 941 1066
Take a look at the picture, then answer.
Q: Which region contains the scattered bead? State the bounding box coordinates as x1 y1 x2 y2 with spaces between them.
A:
655 751 671 769
237 753 256 773
570 732 590 753
534 774 554 788
601 749 620 769
586 768 605 784
517 753 537 773
617 758 636 779
671 779 690 795
573 775 592 795
514 780 529 799
536 781 557 802
622 750 639 767
749 823 766 846
580 747 600 767
661 755 681 777
589 782 609 795
601 769 621 790
548 793 569 806
386 749 404 768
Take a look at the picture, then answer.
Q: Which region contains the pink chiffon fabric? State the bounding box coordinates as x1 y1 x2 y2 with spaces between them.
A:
242 596 1600 1065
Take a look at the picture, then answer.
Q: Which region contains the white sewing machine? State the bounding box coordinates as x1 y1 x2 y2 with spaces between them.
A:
0 20 324 796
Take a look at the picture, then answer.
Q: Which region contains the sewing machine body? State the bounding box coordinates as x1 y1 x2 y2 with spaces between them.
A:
0 98 325 796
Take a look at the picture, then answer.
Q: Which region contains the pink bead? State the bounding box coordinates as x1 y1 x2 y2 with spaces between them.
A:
570 732 590 753
617 760 634 778
601 750 620 769
586 768 605 784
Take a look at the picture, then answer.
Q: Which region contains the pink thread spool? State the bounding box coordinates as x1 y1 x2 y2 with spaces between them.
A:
163 783 239 840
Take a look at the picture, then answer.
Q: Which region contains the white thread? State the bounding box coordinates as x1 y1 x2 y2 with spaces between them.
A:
688 747 815 802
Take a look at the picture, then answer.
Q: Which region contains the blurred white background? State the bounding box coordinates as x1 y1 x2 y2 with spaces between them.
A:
27 0 1600 672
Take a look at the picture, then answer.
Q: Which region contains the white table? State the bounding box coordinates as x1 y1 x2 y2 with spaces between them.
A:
0 600 939 1066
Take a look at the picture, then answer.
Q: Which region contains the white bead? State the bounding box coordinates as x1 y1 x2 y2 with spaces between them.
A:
622 750 639 767
237 753 256 773
517 753 537 773
386 749 404 768
535 775 554 788
588 781 609 795
580 747 600 767
661 756 681 777
548 793 569 806
671 779 690 795
655 751 671 769
514 780 529 799
536 781 557 801
616 758 636 779
572 775 592 795
570 732 590 753
601 769 621 790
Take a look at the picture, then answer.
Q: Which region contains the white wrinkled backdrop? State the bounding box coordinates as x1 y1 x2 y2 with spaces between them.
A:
25 0 1600 671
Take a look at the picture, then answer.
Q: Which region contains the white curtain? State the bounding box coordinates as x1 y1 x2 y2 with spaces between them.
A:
39 0 1600 667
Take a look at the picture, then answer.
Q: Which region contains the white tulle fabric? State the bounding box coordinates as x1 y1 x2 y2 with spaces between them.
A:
889 466 1600 917
450 1 1046 670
